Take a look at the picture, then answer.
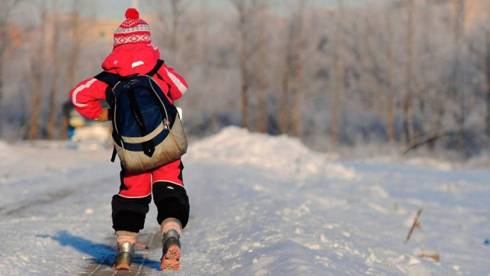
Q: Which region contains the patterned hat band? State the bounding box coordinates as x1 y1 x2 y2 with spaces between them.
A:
113 33 152 47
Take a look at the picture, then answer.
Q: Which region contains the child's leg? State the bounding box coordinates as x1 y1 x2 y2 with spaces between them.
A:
112 168 152 270
161 217 182 235
112 168 152 234
151 159 189 271
116 230 138 244
151 159 189 231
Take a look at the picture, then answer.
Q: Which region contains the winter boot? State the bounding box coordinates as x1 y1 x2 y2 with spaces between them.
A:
161 229 181 271
113 231 137 270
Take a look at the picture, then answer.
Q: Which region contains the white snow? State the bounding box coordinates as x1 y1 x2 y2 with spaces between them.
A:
190 127 360 182
71 124 111 145
0 128 489 275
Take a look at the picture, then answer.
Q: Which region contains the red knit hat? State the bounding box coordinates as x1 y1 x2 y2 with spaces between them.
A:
113 8 152 47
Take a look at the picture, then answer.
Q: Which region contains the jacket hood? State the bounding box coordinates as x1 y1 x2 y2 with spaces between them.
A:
101 43 161 76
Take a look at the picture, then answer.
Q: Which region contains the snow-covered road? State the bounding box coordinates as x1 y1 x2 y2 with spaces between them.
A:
0 128 489 275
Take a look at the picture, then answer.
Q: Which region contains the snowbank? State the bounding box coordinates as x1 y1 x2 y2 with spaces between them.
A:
188 127 360 181
1 129 489 275
0 141 15 184
0 140 13 156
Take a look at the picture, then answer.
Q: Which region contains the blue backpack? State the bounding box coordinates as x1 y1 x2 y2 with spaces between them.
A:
95 60 187 173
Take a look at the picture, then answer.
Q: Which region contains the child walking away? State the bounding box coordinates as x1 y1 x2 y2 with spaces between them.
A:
69 8 190 271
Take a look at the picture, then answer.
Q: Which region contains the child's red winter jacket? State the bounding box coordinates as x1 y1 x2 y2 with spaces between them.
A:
69 43 188 120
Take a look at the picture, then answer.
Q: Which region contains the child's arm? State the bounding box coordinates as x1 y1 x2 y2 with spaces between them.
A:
159 65 189 101
69 77 109 121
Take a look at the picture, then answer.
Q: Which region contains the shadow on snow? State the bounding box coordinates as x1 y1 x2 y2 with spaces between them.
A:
43 230 160 271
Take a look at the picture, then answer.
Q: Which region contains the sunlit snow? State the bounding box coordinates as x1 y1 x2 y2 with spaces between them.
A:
0 127 489 275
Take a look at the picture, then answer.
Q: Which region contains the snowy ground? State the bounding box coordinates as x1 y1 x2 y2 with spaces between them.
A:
0 127 489 275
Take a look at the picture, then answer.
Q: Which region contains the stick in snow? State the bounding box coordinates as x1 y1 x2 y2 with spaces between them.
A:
417 251 440 262
405 208 423 244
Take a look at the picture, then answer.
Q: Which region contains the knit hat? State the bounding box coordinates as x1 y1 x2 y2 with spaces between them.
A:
113 8 152 47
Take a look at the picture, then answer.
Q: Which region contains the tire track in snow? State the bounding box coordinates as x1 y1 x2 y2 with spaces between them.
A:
0 175 113 218
0 188 76 217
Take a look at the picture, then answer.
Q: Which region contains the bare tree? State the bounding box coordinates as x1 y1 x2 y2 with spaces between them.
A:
385 11 396 143
452 0 467 152
279 0 307 137
230 0 253 129
152 0 190 57
361 8 396 143
0 0 21 137
402 0 415 144
329 0 345 145
252 1 270 133
486 30 490 138
198 0 210 67
0 0 487 155
169 0 188 54
60 1 83 140
26 3 48 140
46 0 62 139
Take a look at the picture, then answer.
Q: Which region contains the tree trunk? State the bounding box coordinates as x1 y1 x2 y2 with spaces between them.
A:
199 0 209 68
46 14 62 139
169 0 185 55
279 0 306 137
403 0 415 143
0 19 7 137
254 5 269 134
27 88 44 140
255 76 269 133
292 1 306 138
386 100 395 142
0 0 18 137
290 81 301 137
61 5 82 140
279 65 290 134
255 77 268 133
239 26 249 129
402 94 413 144
330 0 345 145
448 0 466 153
26 6 48 140
240 75 249 129
0 43 4 138
485 31 490 137
385 11 396 143
234 1 250 130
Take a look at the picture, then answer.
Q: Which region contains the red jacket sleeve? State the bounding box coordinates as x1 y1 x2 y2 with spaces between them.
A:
158 65 188 101
69 77 108 120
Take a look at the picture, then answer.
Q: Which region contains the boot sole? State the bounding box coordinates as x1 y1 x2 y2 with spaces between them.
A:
161 244 181 271
113 252 132 271
113 262 131 270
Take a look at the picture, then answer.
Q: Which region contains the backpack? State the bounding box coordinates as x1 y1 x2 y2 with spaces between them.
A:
95 60 187 173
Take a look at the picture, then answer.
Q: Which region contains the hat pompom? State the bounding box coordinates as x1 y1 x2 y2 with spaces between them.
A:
125 8 139 20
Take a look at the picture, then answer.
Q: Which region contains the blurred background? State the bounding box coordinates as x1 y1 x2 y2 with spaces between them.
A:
1 0 489 158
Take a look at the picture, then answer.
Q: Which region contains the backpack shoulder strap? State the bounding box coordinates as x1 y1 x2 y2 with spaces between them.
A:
94 71 121 88
147 59 165 77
